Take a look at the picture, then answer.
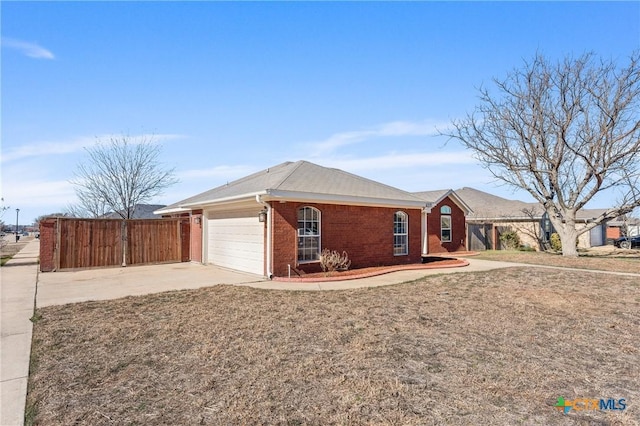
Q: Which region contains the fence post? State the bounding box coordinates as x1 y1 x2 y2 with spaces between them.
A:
121 220 127 267
55 217 61 271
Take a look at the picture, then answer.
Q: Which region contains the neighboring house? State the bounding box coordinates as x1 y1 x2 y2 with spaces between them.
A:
455 187 609 250
606 215 640 240
156 161 470 278
101 204 167 219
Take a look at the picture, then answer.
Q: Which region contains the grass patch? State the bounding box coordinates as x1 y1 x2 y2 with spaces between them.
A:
29 312 43 324
27 268 639 424
474 250 640 274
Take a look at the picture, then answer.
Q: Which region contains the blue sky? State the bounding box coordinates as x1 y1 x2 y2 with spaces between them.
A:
2 1 639 224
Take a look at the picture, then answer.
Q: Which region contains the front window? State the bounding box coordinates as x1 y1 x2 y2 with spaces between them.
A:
298 207 320 262
441 206 452 242
394 211 408 255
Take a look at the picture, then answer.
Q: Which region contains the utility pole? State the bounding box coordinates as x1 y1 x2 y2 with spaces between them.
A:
15 208 20 242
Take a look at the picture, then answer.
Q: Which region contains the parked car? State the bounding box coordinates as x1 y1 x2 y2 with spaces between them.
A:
614 235 640 249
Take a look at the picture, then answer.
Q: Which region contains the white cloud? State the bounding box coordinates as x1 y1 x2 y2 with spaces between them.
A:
308 120 451 157
179 164 255 180
1 178 76 208
1 133 187 163
320 151 476 172
2 37 55 59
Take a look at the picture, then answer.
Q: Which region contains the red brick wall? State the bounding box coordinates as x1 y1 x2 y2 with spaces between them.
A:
39 218 57 272
427 196 467 254
270 202 422 277
606 226 621 240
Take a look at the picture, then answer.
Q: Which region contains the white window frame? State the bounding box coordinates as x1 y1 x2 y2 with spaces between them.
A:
441 205 452 242
394 211 408 256
297 206 321 263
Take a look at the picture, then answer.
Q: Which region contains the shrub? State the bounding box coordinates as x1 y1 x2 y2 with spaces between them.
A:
319 249 351 275
499 230 521 250
550 233 562 251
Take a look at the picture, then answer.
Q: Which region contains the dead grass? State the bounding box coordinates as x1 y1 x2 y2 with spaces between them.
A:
473 250 640 274
0 236 31 266
27 268 639 425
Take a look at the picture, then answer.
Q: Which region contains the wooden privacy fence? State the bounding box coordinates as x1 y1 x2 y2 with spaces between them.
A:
467 223 494 251
40 217 190 272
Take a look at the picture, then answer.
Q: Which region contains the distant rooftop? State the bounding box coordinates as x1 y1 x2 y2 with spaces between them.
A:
102 204 166 219
455 187 609 221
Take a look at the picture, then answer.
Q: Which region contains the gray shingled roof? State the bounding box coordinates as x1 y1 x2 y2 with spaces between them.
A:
102 204 166 219
158 161 426 212
455 187 610 222
412 190 451 204
413 189 472 214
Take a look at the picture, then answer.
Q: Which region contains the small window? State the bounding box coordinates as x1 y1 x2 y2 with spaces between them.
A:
394 211 408 255
441 205 452 214
298 207 320 262
441 214 452 242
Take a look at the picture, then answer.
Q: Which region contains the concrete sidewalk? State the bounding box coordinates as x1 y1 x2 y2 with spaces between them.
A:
1 239 40 426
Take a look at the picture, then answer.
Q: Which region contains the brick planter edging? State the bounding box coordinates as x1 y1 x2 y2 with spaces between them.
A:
273 259 470 283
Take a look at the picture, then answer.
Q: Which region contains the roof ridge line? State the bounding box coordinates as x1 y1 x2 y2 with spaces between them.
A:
274 160 306 190
327 164 426 202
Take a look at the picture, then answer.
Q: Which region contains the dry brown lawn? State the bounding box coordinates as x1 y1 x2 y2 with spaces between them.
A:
473 250 640 274
27 267 639 425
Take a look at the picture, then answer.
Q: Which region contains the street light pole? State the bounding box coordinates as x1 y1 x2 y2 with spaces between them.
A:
15 208 20 243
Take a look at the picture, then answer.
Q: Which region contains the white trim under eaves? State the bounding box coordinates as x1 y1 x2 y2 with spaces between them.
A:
174 189 427 210
262 190 427 209
180 191 268 208
153 207 191 215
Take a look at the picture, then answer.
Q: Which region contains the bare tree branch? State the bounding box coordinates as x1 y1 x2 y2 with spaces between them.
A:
445 51 640 256
69 134 178 219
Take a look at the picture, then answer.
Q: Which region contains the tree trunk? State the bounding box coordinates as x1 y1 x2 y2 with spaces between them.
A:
121 220 128 266
547 209 579 257
558 226 579 257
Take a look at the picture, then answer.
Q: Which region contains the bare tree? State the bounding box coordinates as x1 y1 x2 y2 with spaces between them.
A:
620 207 640 238
63 200 109 219
70 135 178 219
446 52 640 256
520 206 545 251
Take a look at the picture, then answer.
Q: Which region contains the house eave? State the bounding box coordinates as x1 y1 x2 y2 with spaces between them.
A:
153 207 191 215
180 191 269 209
262 189 427 209
169 189 429 211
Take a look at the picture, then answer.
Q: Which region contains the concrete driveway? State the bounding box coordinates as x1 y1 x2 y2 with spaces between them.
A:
36 263 265 307
36 256 528 307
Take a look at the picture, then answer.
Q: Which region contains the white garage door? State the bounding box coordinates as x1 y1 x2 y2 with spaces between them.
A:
207 210 264 275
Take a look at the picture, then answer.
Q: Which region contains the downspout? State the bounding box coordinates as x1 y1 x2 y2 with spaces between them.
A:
422 207 429 256
256 195 273 279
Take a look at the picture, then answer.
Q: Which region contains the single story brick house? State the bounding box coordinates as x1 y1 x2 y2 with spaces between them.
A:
156 160 470 278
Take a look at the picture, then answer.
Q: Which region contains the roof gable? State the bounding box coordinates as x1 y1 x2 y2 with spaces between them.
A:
413 189 472 214
158 161 427 212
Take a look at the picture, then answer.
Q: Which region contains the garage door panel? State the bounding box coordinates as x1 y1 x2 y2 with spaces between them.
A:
207 213 264 275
